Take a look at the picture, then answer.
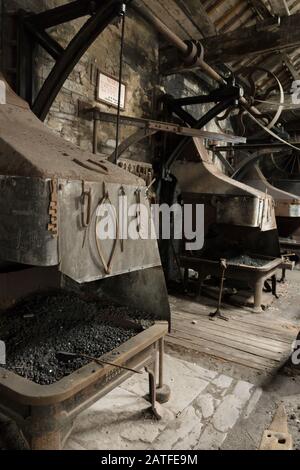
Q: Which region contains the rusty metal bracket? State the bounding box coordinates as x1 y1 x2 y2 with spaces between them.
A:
48 179 58 237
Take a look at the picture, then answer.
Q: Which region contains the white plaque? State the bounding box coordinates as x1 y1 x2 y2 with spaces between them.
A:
0 81 6 105
97 72 126 110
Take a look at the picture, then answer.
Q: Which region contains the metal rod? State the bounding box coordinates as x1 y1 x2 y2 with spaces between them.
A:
114 4 126 164
209 259 229 322
56 351 143 374
93 111 98 154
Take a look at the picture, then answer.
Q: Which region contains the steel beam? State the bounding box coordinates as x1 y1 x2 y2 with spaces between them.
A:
26 0 104 30
32 0 123 121
24 20 64 61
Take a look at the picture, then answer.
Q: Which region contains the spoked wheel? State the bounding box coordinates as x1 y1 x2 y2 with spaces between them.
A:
271 152 300 177
234 67 284 137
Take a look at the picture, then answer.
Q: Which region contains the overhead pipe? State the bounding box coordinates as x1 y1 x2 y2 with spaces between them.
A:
132 1 272 128
132 0 225 85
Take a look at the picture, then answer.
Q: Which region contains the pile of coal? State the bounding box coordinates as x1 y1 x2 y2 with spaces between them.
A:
0 292 154 386
229 255 268 267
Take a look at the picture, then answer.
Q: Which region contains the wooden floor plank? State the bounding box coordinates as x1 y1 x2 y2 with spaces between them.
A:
171 325 286 361
172 308 295 343
169 329 284 365
172 319 290 354
171 301 297 335
170 296 298 332
166 336 276 372
172 311 293 349
168 294 299 372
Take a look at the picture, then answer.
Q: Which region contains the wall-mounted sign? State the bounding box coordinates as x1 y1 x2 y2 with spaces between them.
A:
0 81 6 105
97 72 126 110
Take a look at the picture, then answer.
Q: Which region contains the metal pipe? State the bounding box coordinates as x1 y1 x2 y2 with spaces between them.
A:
132 1 268 126
132 1 225 86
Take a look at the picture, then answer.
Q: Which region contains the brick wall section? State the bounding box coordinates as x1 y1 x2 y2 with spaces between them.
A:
0 0 231 166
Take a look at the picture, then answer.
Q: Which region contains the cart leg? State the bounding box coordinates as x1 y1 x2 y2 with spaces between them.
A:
197 273 205 299
146 361 162 420
280 268 287 284
272 275 279 299
253 279 264 313
156 338 171 404
183 268 189 292
29 430 62 450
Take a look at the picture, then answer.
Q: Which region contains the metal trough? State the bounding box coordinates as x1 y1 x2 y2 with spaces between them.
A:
180 255 283 312
0 322 168 450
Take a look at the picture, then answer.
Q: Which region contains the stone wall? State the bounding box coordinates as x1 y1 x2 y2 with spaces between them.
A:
1 0 159 162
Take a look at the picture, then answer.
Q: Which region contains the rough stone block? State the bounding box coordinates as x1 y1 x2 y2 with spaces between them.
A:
213 395 243 433
195 394 220 420
153 407 203 450
212 374 233 390
196 424 227 450
233 380 254 403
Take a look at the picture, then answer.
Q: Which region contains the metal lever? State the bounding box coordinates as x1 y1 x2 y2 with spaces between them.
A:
209 258 229 322
56 351 143 375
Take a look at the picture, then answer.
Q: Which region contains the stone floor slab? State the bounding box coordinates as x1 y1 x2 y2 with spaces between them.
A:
65 355 256 451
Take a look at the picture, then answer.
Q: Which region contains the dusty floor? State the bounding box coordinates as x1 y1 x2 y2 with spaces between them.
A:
1 271 300 450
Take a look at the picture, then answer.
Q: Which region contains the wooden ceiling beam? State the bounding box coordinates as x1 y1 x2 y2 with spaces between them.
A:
268 0 290 17
249 0 273 20
281 53 300 80
160 12 300 74
173 0 216 37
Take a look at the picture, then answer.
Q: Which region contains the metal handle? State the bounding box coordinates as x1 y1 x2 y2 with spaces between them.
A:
81 189 92 228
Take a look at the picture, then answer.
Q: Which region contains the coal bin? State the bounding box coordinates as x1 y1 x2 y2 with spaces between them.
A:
0 292 154 386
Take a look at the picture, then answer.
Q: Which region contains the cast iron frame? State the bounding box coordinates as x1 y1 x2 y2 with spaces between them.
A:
17 0 132 121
